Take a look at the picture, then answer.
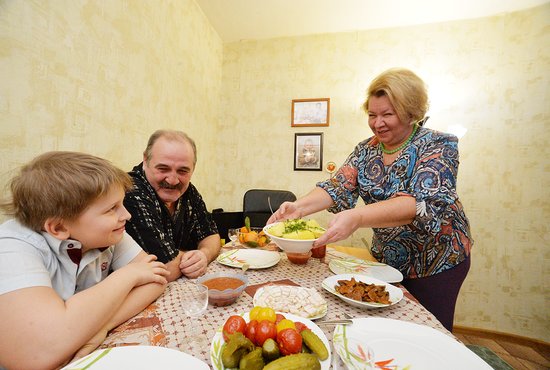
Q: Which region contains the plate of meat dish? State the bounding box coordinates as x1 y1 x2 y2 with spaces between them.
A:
321 273 403 309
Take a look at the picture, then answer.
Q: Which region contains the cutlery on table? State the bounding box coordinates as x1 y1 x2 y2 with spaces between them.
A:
316 319 353 326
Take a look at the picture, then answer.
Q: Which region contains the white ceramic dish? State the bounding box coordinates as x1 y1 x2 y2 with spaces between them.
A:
216 249 281 269
329 258 403 283
333 318 492 370
62 345 209 370
253 285 327 319
210 312 331 370
322 273 403 309
263 222 324 253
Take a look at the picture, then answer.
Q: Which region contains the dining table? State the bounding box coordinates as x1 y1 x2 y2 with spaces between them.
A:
97 244 455 369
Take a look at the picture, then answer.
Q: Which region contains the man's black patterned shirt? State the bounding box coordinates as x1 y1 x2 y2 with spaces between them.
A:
123 163 218 263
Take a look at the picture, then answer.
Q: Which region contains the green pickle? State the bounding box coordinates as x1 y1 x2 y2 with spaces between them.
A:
301 330 329 361
239 347 264 370
221 332 255 368
263 353 320 370
262 338 281 362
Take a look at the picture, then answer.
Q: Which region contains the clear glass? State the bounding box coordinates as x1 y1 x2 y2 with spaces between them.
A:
180 283 209 355
227 228 239 246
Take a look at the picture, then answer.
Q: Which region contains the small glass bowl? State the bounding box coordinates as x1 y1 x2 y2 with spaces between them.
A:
286 251 312 265
197 272 248 307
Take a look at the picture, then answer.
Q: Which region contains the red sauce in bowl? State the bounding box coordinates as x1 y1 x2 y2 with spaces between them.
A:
202 277 244 291
286 251 312 265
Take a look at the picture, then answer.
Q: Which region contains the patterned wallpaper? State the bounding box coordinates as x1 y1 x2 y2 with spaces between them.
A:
1 1 548 342
0 0 222 204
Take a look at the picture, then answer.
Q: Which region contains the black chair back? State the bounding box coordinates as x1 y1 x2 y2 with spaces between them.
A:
243 189 297 227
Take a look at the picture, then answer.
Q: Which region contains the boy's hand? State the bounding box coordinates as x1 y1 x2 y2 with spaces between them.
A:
126 254 169 286
70 326 109 362
179 250 207 278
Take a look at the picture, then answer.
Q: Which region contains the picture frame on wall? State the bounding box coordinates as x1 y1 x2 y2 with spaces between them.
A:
294 133 323 171
291 98 330 127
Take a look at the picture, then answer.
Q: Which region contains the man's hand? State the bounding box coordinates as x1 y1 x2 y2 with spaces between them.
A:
179 250 208 278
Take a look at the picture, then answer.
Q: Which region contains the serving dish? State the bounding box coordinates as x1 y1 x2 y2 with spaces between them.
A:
329 257 403 283
263 221 324 254
322 273 403 309
216 249 281 269
210 312 331 370
253 285 327 319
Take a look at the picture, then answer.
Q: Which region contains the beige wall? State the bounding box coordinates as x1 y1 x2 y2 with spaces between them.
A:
1 1 548 342
215 6 550 342
0 0 222 206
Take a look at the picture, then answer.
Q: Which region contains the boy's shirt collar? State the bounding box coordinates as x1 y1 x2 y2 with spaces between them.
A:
41 232 107 268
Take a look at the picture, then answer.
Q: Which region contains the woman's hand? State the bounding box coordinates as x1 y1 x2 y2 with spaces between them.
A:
313 209 361 247
266 201 301 224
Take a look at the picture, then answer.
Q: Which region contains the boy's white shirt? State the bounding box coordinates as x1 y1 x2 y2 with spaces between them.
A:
0 219 142 300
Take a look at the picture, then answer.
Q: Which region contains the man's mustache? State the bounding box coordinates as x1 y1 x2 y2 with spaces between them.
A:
159 181 183 190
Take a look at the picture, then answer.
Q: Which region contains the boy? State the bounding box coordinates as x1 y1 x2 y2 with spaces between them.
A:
0 151 169 369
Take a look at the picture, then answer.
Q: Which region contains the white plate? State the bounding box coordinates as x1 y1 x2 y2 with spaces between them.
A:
210 312 331 370
322 273 403 309
333 318 492 370
253 285 327 319
329 257 403 283
62 345 209 370
216 249 281 269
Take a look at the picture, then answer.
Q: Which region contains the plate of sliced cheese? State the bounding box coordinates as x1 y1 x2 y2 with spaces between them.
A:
253 285 327 319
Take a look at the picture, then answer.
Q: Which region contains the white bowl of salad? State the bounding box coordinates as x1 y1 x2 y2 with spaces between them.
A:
263 219 325 253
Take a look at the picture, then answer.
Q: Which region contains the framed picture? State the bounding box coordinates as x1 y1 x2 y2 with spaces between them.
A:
294 133 323 171
291 98 330 127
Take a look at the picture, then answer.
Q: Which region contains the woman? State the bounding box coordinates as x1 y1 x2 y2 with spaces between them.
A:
268 68 472 332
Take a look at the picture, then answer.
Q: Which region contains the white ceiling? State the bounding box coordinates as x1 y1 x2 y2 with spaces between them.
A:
196 0 549 43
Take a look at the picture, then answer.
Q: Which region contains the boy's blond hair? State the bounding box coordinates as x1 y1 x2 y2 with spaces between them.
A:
1 151 132 231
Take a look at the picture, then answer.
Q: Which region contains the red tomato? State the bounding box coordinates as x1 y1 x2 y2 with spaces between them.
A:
275 313 286 324
223 315 246 342
294 321 309 333
277 328 302 355
244 319 259 345
255 320 277 346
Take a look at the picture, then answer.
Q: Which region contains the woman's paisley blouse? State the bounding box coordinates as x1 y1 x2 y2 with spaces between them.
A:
317 127 472 279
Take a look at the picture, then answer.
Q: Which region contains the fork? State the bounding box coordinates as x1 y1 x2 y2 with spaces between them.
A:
267 196 275 214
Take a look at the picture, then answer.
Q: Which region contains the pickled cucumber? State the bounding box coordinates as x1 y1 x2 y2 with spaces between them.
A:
263 353 320 370
301 330 329 360
239 347 264 370
262 338 281 362
221 332 254 368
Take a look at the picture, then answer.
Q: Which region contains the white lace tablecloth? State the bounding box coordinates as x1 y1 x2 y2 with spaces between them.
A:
101 247 450 369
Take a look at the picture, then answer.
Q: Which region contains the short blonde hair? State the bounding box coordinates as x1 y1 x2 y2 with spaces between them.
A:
1 151 132 231
363 68 429 125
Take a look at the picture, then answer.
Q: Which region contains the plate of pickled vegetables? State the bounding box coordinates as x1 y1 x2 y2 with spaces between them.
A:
210 306 331 370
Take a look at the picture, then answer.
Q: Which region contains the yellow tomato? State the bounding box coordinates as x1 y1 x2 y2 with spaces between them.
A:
249 306 263 321
256 307 276 323
276 319 296 333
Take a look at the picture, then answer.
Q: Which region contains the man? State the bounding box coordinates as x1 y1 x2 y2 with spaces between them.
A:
124 130 220 281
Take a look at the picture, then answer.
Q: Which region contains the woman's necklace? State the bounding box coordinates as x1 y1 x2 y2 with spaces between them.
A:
379 124 418 154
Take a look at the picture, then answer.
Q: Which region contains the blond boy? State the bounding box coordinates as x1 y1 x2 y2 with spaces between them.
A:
0 151 169 369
